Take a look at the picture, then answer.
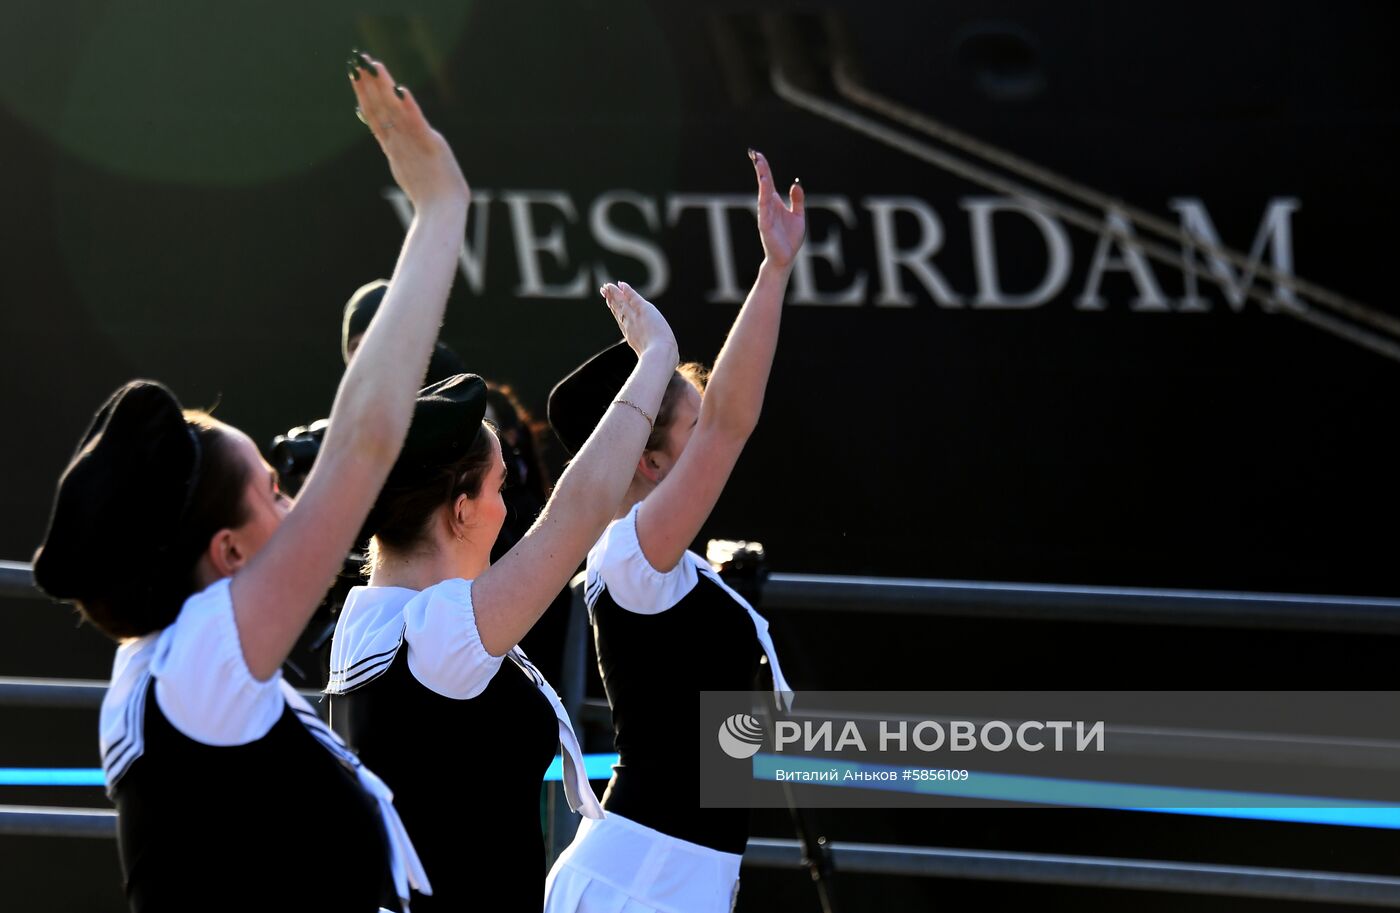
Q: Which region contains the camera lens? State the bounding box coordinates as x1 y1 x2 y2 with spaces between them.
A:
271 435 319 478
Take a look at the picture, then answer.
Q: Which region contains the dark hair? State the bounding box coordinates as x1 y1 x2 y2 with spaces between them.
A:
486 383 551 502
370 422 497 562
79 413 251 640
645 363 708 453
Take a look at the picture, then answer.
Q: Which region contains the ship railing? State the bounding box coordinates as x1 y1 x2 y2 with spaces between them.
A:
4 558 1400 907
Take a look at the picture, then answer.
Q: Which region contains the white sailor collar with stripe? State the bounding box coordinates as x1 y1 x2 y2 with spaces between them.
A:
326 578 604 819
98 578 431 909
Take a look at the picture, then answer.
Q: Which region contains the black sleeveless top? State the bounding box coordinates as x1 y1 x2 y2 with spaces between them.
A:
593 571 763 854
114 680 394 912
333 646 559 912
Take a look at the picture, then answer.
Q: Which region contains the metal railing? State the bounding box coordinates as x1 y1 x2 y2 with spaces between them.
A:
0 806 116 839
0 677 326 711
760 573 1400 634
5 557 1400 906
2 807 1398 907
0 561 34 597
744 840 1400 908
13 558 1400 632
0 677 108 709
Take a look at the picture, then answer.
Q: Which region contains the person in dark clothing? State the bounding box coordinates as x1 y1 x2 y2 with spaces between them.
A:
486 382 571 684
344 278 468 386
325 284 678 912
543 149 804 913
28 52 466 912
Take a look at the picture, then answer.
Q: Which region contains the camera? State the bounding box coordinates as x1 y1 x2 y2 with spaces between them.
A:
707 539 769 608
270 418 329 497
268 417 365 688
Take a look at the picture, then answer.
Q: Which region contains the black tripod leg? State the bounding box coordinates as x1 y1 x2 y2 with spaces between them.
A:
781 780 839 913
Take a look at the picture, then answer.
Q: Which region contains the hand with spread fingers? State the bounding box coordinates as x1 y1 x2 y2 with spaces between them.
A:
749 149 806 270
610 148 806 575
602 281 678 365
348 50 470 213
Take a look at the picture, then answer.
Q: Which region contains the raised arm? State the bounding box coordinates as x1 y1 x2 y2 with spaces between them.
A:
232 53 471 680
471 283 678 656
635 150 806 572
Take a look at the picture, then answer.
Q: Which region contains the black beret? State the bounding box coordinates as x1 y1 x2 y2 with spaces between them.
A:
32 380 201 602
546 341 636 455
342 279 388 363
363 373 489 537
343 281 466 386
425 341 469 387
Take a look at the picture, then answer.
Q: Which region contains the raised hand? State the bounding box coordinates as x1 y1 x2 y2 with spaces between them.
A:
349 51 469 214
750 149 805 270
602 281 678 365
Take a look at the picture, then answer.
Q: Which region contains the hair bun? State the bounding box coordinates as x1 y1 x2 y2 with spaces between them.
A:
32 380 199 602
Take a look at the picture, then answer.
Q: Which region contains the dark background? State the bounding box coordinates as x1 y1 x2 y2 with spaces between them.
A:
3 1 1399 910
4 0 1397 594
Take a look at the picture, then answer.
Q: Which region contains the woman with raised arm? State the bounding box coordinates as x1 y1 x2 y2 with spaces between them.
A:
323 284 677 912
542 150 805 913
29 52 464 913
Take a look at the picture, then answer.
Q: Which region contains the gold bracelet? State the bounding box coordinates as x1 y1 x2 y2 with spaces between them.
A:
613 398 654 429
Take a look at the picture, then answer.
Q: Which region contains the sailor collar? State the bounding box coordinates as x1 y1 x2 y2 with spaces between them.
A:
326 580 604 820
99 599 431 910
